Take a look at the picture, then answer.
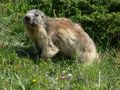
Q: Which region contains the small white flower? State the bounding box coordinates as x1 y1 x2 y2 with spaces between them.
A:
68 73 72 77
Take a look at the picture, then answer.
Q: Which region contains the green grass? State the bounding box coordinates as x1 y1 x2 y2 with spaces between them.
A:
0 16 120 90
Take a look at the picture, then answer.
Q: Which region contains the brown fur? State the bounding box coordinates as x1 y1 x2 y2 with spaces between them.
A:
24 9 98 64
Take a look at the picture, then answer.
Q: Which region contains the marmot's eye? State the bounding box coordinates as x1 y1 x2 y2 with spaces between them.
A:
34 13 39 17
41 15 44 18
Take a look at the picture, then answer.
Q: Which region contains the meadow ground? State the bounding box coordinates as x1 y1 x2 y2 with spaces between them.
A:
0 17 120 90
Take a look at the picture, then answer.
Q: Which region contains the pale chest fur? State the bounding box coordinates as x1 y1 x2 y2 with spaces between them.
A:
25 26 47 48
25 26 59 58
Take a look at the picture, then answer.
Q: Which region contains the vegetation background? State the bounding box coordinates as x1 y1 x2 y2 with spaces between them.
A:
0 0 120 90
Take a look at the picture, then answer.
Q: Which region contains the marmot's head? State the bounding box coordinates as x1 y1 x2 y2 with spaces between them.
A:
24 9 46 26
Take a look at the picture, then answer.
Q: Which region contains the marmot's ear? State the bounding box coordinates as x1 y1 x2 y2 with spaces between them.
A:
41 13 46 19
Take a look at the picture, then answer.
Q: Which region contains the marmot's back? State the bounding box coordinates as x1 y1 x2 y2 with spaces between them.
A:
46 18 96 52
46 18 75 30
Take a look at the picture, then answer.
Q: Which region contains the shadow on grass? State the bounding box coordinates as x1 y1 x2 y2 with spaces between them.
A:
14 46 74 65
14 46 39 62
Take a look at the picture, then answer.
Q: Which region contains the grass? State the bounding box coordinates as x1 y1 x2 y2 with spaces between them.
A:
0 15 120 90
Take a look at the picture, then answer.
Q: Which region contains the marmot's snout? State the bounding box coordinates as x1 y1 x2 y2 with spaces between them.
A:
24 16 31 24
24 14 38 26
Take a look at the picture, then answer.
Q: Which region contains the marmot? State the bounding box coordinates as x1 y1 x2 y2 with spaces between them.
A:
24 9 98 64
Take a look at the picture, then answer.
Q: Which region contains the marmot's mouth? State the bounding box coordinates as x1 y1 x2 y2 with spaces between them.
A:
24 22 37 27
24 20 36 27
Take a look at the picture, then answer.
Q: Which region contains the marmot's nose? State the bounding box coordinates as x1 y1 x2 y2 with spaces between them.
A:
24 16 30 22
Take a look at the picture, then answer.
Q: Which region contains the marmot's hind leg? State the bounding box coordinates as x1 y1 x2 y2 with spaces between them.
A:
80 51 98 64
